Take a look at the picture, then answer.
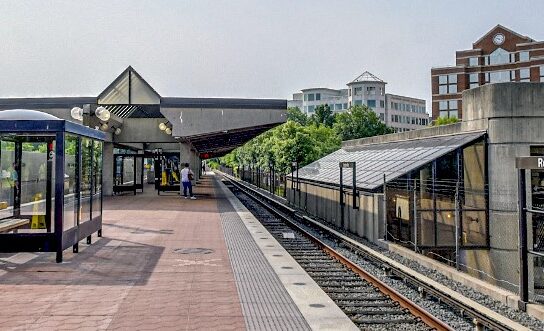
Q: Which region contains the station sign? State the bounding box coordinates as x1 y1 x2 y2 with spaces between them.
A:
339 162 356 169
516 156 544 169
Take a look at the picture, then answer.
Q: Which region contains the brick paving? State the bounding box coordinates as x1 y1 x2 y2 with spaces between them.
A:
0 175 246 330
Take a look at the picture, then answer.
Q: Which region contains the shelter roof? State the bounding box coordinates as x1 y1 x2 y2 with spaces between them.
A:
297 131 485 191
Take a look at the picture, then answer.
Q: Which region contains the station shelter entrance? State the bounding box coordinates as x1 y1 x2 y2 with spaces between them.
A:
112 149 184 196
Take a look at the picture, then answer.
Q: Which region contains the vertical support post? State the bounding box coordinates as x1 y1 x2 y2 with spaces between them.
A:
455 148 463 270
455 181 460 270
352 163 359 209
518 168 529 310
413 178 418 252
339 166 344 229
55 132 65 263
383 174 387 240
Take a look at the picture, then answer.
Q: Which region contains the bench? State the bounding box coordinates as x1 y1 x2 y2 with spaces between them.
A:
0 219 30 233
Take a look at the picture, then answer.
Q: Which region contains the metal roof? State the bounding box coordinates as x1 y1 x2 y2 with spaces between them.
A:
348 71 386 85
297 131 486 191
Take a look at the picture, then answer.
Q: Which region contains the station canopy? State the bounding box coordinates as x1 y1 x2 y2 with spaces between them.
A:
297 131 486 191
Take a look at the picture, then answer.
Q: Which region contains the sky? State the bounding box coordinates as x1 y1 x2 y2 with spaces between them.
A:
0 0 543 111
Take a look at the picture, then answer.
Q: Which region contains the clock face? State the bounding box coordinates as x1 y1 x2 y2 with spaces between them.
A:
493 33 505 45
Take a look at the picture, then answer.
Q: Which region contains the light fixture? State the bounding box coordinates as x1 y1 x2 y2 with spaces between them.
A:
165 127 172 135
100 123 109 131
95 106 111 121
159 122 167 131
114 127 122 135
70 107 83 121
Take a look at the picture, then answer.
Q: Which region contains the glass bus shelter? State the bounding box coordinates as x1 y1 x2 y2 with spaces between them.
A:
0 110 105 262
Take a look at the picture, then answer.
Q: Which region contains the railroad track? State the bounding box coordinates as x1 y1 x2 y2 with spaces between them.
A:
222 174 531 331
225 179 452 331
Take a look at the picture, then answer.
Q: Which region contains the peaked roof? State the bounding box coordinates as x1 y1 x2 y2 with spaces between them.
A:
473 24 534 46
296 131 485 191
98 66 161 105
348 71 386 85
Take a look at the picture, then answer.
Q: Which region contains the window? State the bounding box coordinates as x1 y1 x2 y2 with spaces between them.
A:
307 105 315 113
485 70 515 83
520 68 530 82
315 93 321 101
469 73 479 89
519 51 529 62
541 66 544 82
379 113 384 121
380 87 384 95
367 100 376 108
354 100 363 105
307 93 315 102
303 94 308 101
380 100 385 108
468 57 478 66
488 48 510 65
354 87 362 95
343 103 348 109
438 74 458 94
437 100 458 118
335 104 342 111
366 86 376 95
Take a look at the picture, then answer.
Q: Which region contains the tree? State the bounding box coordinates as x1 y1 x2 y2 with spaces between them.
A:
431 116 459 126
309 104 335 127
286 107 307 126
333 105 393 141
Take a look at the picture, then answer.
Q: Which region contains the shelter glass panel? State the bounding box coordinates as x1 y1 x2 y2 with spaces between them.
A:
436 211 456 246
0 140 16 220
80 137 92 224
64 134 78 230
461 210 486 246
418 211 435 247
92 141 103 220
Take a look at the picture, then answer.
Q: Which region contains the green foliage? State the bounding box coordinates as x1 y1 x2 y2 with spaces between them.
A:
333 105 393 141
431 116 459 126
309 104 335 127
220 104 394 174
207 159 220 170
286 107 307 126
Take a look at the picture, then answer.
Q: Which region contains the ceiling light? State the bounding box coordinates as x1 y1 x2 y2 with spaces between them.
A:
165 127 172 135
114 127 122 135
159 122 167 131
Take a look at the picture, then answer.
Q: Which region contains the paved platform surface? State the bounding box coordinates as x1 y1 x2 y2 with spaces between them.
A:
0 174 349 330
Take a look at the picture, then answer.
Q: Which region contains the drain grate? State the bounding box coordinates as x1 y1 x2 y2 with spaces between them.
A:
173 248 214 254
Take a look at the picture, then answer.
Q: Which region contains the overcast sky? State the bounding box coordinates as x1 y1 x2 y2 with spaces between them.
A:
1 0 542 110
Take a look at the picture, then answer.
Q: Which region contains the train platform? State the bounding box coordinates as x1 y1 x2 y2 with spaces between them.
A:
0 173 355 331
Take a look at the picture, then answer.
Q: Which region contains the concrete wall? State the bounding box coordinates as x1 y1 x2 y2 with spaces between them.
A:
286 179 385 244
161 107 285 138
113 118 177 144
461 83 544 294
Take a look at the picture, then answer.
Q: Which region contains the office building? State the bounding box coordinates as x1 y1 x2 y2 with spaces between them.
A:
289 71 430 132
431 24 544 119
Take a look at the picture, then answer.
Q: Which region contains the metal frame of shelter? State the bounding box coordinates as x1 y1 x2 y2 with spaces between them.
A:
0 117 105 262
113 153 145 195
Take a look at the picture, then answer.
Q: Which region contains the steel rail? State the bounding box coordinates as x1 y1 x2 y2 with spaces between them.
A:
225 176 452 331
224 173 518 331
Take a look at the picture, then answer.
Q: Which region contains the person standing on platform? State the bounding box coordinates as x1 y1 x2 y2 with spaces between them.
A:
180 163 196 200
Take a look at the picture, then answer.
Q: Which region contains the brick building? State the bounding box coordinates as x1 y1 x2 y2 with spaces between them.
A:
431 25 544 120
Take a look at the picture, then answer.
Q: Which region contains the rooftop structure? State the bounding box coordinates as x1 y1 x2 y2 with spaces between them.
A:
289 71 429 133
